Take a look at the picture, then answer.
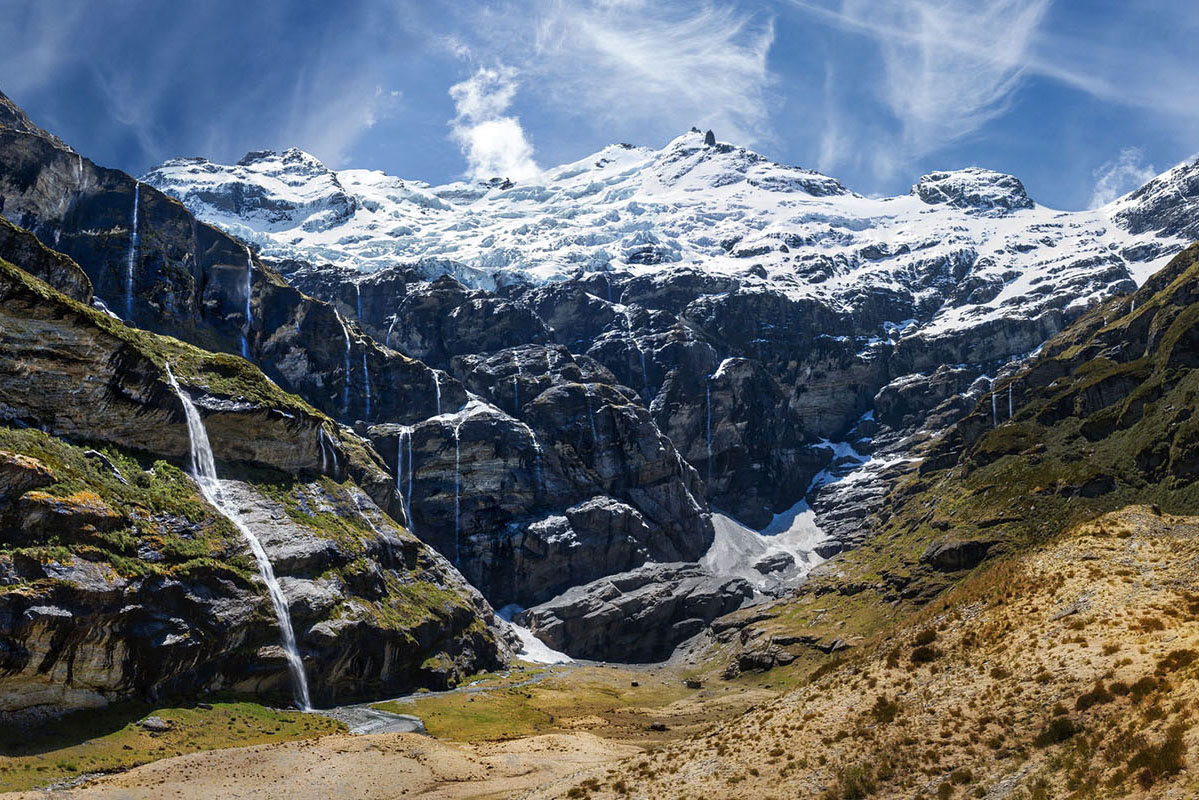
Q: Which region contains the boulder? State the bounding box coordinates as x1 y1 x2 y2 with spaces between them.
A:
517 563 753 662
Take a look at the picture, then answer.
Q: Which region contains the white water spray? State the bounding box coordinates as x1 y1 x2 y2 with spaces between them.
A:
125 183 140 319
512 375 520 412
433 372 442 415
1008 382 1013 421
355 282 363 320
242 246 254 359
164 365 311 710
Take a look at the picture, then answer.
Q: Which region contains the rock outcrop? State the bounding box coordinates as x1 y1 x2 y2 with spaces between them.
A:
517 563 753 662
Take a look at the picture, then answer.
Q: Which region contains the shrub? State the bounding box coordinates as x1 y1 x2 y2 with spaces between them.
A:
1034 716 1078 747
911 646 943 664
914 629 938 647
1156 649 1197 674
1075 681 1113 711
1128 724 1187 787
870 695 901 725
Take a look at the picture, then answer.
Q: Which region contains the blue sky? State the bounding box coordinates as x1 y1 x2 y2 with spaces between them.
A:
1 0 1196 209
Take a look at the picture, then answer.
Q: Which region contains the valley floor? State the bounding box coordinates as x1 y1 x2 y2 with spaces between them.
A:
15 506 1199 799
10 732 638 800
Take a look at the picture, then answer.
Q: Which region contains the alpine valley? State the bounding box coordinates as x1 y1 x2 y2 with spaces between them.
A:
5 82 1199 798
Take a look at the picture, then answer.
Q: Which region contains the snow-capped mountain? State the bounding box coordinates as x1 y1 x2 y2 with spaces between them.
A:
144 128 1199 340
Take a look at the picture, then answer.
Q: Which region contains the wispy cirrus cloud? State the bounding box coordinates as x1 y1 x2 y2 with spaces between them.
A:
445 0 776 151
1089 147 1158 209
790 0 1049 176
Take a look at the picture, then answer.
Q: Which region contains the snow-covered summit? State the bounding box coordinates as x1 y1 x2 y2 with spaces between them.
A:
143 132 1199 337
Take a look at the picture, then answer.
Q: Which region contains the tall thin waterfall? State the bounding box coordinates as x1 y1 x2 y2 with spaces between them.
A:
361 346 371 421
355 282 363 320
584 384 598 442
396 427 414 532
516 420 545 492
125 183 140 319
338 314 351 415
991 379 998 427
1008 383 1013 420
433 372 442 415
241 246 254 359
385 315 397 348
705 377 713 485
164 365 311 710
512 375 520 412
637 344 649 400
453 422 462 564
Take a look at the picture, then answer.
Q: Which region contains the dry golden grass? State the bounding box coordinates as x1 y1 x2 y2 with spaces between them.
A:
534 506 1199 799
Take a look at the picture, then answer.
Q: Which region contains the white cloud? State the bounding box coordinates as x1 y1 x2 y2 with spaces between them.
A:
443 0 775 156
1089 147 1157 208
448 66 541 181
791 0 1049 176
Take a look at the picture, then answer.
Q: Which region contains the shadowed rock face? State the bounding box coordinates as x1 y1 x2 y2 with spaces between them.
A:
367 343 713 609
0 472 504 716
516 562 754 662
0 253 509 715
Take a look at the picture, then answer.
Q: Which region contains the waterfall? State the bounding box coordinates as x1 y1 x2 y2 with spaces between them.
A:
396 427 413 532
1131 299 1136 313
164 365 311 710
385 315 397 348
512 375 520 412
1008 383 1013 420
637 344 649 401
705 377 713 485
338 314 351 416
433 372 442 415
453 422 462 565
125 183 140 319
585 384 598 442
242 246 254 359
355 282 363 320
991 379 998 427
362 346 372 421
516 420 545 493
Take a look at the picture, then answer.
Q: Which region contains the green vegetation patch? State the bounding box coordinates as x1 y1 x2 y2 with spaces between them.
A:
0 698 344 792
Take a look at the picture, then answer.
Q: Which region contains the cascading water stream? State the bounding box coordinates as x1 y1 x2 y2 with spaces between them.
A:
453 421 462 565
991 379 998 427
125 183 140 319
512 375 520 412
242 246 254 359
355 282 363 320
361 345 371 421
433 372 442 415
396 427 415 532
164 365 311 710
338 314 352 416
515 420 545 493
385 315 397 348
1008 383 1013 421
584 384 598 442
705 376 713 486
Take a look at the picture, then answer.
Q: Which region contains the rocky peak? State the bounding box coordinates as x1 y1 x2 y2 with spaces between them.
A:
913 167 1034 214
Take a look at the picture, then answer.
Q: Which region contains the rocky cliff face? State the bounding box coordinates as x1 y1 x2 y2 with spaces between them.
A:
0 250 507 717
8 83 1199 667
